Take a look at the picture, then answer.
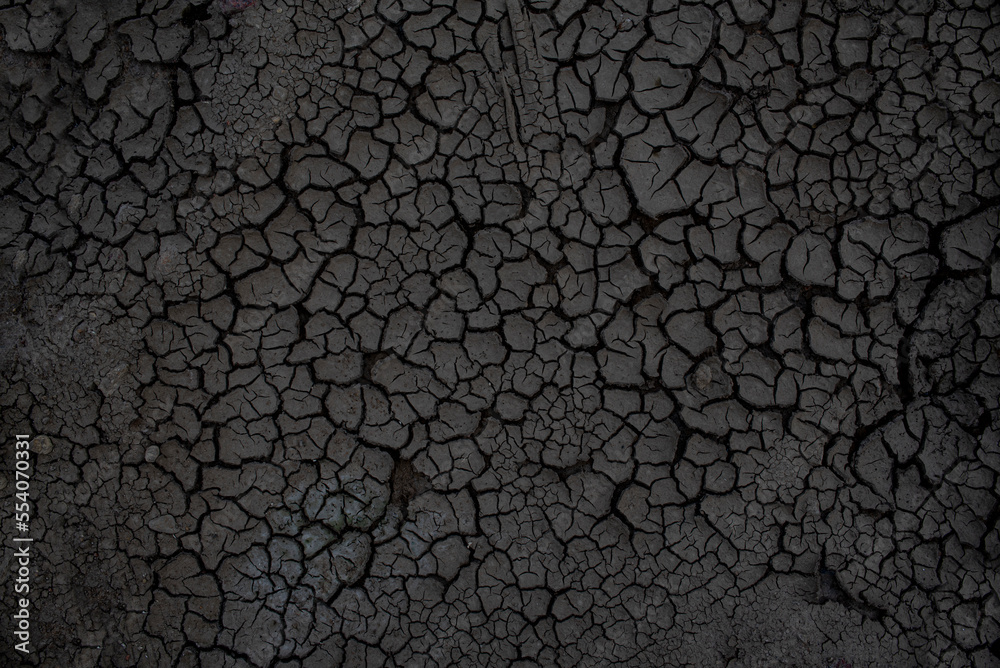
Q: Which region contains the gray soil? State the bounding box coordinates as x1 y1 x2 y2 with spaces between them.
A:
1 0 999 666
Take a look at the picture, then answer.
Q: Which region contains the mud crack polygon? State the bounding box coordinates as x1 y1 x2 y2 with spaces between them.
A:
1 0 999 666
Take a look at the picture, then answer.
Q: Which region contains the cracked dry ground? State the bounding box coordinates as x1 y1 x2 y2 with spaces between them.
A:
1 0 1000 666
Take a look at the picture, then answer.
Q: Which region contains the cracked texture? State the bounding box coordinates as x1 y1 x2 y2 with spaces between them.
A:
1 0 1000 666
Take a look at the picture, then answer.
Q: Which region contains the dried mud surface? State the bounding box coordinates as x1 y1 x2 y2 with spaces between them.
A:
1 0 1000 666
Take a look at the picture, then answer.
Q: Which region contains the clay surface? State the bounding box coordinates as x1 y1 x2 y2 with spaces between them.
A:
1 0 1000 666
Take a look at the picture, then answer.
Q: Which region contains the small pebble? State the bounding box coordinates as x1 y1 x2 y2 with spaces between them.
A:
145 446 160 463
31 435 53 455
694 364 712 390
